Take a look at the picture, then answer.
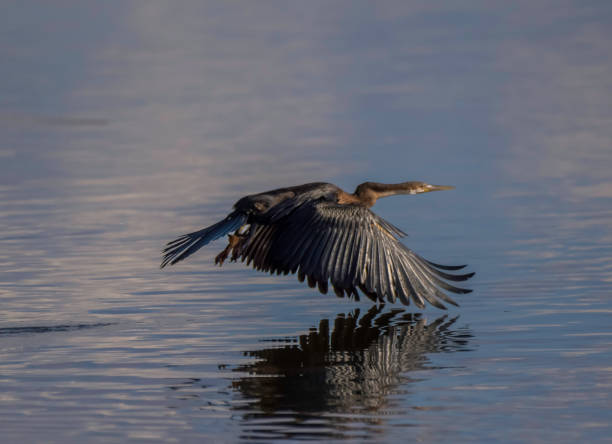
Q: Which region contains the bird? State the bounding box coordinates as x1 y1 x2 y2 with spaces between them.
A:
161 181 474 309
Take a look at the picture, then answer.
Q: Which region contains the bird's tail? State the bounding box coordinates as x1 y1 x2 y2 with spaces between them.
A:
161 211 247 268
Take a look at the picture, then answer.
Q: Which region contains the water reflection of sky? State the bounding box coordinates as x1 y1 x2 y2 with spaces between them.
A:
1 1 612 442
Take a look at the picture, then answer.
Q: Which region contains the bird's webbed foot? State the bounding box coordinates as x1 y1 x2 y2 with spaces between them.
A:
214 244 231 266
215 231 248 265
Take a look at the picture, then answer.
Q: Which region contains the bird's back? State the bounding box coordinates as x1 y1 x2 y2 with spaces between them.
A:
233 182 340 216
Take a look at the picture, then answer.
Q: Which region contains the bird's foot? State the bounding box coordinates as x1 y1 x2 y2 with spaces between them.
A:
215 246 230 265
215 234 243 265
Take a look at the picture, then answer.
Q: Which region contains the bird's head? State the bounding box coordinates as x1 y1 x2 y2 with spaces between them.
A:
397 181 455 194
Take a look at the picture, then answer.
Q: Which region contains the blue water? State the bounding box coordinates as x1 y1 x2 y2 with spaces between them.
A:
2 2 612 443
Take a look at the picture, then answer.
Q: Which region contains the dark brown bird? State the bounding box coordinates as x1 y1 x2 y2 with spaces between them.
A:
161 181 474 309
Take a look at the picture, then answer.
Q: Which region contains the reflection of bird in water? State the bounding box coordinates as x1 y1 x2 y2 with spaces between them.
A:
230 305 472 435
165 307 473 441
162 181 474 308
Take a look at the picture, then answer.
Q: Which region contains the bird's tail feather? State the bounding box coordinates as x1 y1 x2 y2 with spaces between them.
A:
161 212 246 268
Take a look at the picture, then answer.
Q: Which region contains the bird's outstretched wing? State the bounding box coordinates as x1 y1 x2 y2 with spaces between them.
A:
238 201 473 309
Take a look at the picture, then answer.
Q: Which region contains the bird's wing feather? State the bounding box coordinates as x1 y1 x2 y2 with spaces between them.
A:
238 201 472 309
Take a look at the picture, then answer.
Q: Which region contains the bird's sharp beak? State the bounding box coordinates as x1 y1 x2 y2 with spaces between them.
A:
421 184 455 193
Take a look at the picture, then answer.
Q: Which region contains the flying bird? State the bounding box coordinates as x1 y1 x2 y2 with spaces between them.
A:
161 181 474 309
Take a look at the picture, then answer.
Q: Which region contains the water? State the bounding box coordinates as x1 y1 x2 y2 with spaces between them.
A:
1 2 611 442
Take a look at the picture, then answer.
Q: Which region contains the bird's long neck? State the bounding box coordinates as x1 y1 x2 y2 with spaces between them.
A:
351 181 450 207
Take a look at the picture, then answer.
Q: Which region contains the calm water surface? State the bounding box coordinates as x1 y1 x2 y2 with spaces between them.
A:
1 2 612 443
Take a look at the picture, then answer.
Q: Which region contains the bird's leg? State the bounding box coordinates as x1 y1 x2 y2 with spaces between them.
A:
230 225 251 262
215 234 240 265
215 225 249 265
230 237 247 262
